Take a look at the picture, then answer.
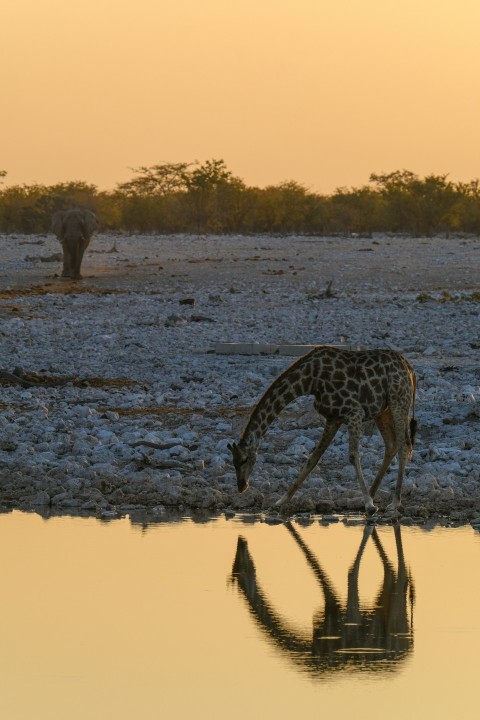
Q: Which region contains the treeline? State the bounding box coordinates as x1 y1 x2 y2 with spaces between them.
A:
1 161 480 236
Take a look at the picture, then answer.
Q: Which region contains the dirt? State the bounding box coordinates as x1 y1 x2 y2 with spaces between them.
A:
2 232 480 295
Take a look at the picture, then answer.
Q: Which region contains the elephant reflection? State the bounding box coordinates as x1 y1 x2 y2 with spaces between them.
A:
51 208 99 279
230 523 414 676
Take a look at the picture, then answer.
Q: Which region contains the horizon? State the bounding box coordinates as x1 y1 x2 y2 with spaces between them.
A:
3 0 480 193
0 163 476 195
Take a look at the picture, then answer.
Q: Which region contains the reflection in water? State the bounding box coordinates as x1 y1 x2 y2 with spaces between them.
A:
231 523 414 677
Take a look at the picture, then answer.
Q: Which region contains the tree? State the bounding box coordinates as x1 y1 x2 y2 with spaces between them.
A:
328 186 381 235
369 170 421 233
116 162 192 196
182 159 245 233
369 170 458 236
246 181 323 234
0 181 99 233
455 179 480 235
2 163 480 235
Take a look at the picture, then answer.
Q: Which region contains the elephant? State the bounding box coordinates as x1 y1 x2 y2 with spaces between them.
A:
51 208 99 279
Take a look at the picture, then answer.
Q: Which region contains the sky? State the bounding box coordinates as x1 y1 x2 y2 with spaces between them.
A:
2 0 480 193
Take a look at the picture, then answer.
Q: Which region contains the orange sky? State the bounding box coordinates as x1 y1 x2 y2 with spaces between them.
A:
2 0 480 192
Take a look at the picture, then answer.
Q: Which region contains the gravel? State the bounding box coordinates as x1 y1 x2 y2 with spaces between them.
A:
1 231 479 526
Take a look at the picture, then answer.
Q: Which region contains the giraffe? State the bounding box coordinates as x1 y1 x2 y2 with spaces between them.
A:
230 523 414 674
228 346 417 515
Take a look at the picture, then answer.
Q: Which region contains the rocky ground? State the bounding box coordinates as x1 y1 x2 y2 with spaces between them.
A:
0 231 479 527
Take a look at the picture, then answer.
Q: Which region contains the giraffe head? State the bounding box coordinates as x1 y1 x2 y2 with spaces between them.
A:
227 442 257 493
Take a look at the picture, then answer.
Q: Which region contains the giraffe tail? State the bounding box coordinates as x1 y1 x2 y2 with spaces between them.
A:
409 374 418 446
409 417 418 446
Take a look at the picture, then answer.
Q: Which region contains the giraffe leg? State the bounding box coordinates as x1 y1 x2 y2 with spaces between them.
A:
275 419 341 507
345 525 373 625
347 412 376 514
386 408 411 516
369 407 397 500
387 448 408 516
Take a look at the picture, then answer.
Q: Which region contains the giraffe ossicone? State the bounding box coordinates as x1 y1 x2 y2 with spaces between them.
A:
229 346 417 515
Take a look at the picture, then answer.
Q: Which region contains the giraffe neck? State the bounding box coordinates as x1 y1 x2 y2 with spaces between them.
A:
240 356 314 450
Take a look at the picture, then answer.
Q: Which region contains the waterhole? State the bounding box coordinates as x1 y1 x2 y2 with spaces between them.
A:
1 510 479 719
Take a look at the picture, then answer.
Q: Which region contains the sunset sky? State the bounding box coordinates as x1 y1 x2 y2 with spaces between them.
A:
2 0 480 193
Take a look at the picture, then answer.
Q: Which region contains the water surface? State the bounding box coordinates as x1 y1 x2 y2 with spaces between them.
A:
0 511 479 719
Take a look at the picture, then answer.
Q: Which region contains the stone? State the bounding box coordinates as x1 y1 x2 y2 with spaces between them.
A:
1 232 479 524
21 490 51 507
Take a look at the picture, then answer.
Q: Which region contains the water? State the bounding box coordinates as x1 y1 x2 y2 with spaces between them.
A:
1 511 479 720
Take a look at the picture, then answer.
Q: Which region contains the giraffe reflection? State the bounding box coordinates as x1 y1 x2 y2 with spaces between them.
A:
230 523 414 676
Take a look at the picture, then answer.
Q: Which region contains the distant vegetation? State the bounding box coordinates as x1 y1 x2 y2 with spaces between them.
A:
1 161 480 236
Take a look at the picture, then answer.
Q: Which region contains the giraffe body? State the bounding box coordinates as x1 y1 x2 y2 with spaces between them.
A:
228 346 417 515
